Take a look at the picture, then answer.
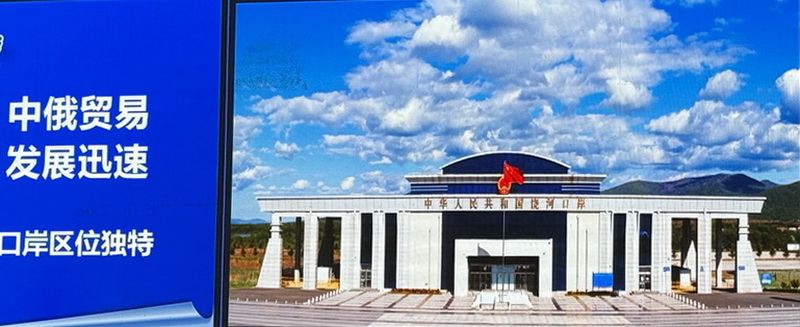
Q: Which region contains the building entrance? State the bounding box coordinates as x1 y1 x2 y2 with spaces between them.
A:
467 256 539 295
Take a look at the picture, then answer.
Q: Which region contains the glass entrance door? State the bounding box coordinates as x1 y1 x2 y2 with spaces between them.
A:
468 256 539 295
491 265 515 291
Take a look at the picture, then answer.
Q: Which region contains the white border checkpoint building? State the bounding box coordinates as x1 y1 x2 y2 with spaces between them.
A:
256 151 764 297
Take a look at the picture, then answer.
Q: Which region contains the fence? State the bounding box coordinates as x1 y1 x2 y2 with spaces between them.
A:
665 291 705 310
305 288 345 305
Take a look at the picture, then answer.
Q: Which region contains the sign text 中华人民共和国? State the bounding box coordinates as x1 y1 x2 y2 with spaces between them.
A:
424 196 587 210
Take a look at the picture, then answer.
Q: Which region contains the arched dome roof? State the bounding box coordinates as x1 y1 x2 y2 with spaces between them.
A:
441 151 570 175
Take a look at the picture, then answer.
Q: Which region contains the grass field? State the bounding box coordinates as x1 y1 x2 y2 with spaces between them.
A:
230 248 263 289
228 248 342 289
760 269 800 291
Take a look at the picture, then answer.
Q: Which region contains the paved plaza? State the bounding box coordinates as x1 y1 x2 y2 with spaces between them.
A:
229 300 800 326
311 290 699 311
229 289 800 326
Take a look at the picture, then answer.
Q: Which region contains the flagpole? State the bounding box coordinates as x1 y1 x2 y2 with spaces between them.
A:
502 209 506 301
497 161 523 303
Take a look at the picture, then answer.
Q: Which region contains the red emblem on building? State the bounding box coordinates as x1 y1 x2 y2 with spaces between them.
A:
497 161 524 195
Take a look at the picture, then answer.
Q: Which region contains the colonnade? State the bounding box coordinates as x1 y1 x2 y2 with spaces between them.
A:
257 212 384 291
257 210 762 294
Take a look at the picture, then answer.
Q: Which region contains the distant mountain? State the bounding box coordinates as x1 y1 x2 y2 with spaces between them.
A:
602 173 777 196
756 181 800 222
760 180 780 189
231 218 269 225
603 174 798 222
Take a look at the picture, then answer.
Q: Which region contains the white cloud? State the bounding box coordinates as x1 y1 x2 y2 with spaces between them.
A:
370 156 393 165
600 78 655 111
234 166 273 182
292 179 310 189
252 0 745 151
412 15 471 48
232 165 288 191
340 176 356 190
231 115 275 191
518 112 669 172
646 100 799 170
232 149 260 176
243 0 792 187
274 141 300 159
322 132 449 164
645 109 691 134
379 97 431 134
233 115 263 148
451 130 498 155
268 171 410 195
251 91 351 127
776 68 799 123
647 101 763 145
347 20 417 44
358 170 409 194
659 0 719 7
699 70 744 99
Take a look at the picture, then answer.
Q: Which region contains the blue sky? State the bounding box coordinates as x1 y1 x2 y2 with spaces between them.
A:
231 0 799 219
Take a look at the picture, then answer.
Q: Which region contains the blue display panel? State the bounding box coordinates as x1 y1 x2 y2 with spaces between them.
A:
0 0 229 325
592 273 613 289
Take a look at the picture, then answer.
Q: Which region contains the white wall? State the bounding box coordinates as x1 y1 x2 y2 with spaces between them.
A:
566 212 601 292
371 212 386 290
453 239 553 297
650 212 676 293
598 211 614 276
339 212 361 289
302 214 319 290
624 211 640 292
259 194 765 215
396 212 442 290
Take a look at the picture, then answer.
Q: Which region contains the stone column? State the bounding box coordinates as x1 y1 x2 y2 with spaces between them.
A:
395 211 409 288
302 214 319 290
371 212 386 290
715 220 723 288
256 213 282 288
624 211 640 292
663 214 673 292
696 213 712 294
539 240 554 298
340 212 361 290
598 211 613 274
735 216 763 293
650 212 667 293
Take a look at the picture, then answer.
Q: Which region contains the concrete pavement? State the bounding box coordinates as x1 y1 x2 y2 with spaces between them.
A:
229 301 800 326
228 289 800 326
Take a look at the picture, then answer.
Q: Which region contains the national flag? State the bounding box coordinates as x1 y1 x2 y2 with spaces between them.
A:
497 161 524 194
